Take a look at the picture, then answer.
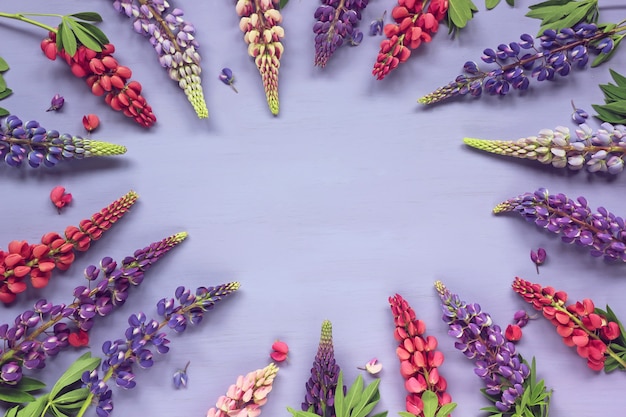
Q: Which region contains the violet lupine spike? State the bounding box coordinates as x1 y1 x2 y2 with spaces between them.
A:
494 188 626 262
112 0 208 118
0 232 187 388
237 0 284 116
0 115 126 168
465 123 626 174
81 282 240 417
434 281 550 415
302 319 342 417
418 22 624 105
313 0 368 68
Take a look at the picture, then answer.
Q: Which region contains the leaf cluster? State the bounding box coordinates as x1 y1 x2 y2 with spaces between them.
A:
447 0 478 37
399 391 456 417
591 69 626 124
288 372 387 417
4 352 101 417
480 357 551 417
0 57 12 117
525 0 599 34
485 0 514 10
56 12 109 57
595 304 626 372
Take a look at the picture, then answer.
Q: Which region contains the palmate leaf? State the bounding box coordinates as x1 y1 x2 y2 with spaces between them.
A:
592 68 626 123
526 0 598 33
447 0 478 36
54 13 109 56
49 352 100 399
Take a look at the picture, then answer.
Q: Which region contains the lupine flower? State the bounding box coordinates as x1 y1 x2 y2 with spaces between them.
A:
302 320 342 417
173 361 190 389
504 324 522 342
111 0 208 119
83 114 100 133
513 277 626 372
0 191 138 304
464 123 626 174
358 358 382 375
435 281 552 415
530 247 546 273
389 294 452 417
206 362 278 417
372 0 448 80
369 11 386 36
494 188 626 262
219 68 239 93
41 33 157 127
270 340 289 362
571 101 589 124
419 22 622 105
81 282 240 417
236 0 285 115
313 0 369 68
46 94 65 112
513 310 533 328
50 186 72 211
0 232 187 387
0 115 126 168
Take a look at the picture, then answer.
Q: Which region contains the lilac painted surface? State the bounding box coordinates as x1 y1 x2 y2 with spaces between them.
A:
1 1 626 416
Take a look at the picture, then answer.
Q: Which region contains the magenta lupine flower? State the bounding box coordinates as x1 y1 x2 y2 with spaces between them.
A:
313 0 369 67
206 362 279 417
494 188 626 261
236 0 284 115
111 0 208 118
0 232 187 388
302 320 342 417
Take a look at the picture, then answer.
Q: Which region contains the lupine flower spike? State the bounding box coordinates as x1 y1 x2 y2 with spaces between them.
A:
111 0 209 119
313 0 369 68
236 0 285 115
389 294 455 417
0 191 138 304
494 188 626 261
372 0 448 80
0 232 187 389
435 281 552 416
206 362 279 417
0 115 126 168
419 22 625 105
301 320 342 417
464 122 626 174
78 282 241 417
513 277 626 372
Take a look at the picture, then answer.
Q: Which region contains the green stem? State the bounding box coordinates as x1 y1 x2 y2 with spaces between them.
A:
0 12 59 33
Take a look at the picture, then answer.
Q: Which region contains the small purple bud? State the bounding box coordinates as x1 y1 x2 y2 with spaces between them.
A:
368 11 386 36
219 68 238 93
348 30 363 46
46 94 65 112
530 247 547 273
172 361 190 389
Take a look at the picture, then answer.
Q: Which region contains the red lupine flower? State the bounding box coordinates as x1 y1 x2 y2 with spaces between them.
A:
505 324 523 342
372 0 448 80
270 340 289 362
50 186 73 211
82 114 100 133
68 329 90 347
512 277 624 371
389 294 452 416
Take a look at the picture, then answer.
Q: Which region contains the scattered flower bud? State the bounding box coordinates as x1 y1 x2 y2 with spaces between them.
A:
46 93 65 112
219 67 238 93
530 248 547 274
82 114 100 133
505 324 522 342
68 329 89 347
513 310 531 327
369 11 386 36
348 31 364 46
358 358 383 375
50 186 72 212
571 100 589 124
270 340 289 362
173 361 190 389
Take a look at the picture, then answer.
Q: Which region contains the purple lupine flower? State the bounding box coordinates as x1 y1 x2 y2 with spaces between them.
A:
368 10 385 36
172 361 190 389
46 93 65 112
464 122 626 174
111 0 208 118
0 115 126 168
81 282 240 417
434 281 550 414
313 0 369 67
494 188 626 262
0 233 187 388
302 320 342 417
571 101 589 124
419 22 622 105
219 67 238 93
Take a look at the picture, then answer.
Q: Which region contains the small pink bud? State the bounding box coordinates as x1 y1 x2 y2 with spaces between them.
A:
270 340 288 362
82 114 100 133
50 186 72 212
505 324 523 342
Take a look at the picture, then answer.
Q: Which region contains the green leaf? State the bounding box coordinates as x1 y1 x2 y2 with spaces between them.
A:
506 0 515 5
0 74 6 92
595 100 626 114
0 388 35 404
70 12 103 22
74 21 109 45
609 68 626 88
66 19 102 51
3 405 19 417
286 409 320 417
592 104 626 123
599 83 626 101
48 403 69 417
343 375 363 414
0 56 8 72
0 88 13 100
485 0 500 9
15 377 46 393
398 412 416 417
334 372 345 417
435 403 457 417
279 0 289 8
6 394 48 417
448 0 478 30
58 21 77 57
0 107 9 117
52 388 89 406
421 391 438 417
50 352 101 399
526 0 598 33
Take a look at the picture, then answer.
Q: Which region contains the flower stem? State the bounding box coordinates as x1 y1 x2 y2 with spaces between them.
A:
0 12 58 33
